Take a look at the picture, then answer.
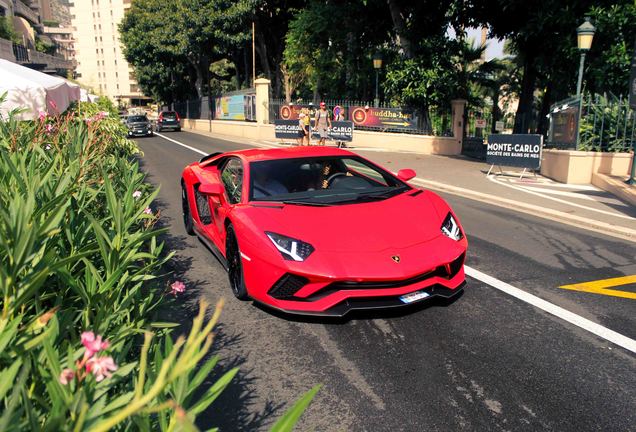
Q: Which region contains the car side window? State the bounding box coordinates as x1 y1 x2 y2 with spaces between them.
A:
342 159 389 186
221 158 243 204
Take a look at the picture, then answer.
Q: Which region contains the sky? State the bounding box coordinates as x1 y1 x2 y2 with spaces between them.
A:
447 26 507 61
466 27 506 60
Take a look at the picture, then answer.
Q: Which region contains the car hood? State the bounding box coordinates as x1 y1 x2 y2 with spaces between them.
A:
242 191 443 253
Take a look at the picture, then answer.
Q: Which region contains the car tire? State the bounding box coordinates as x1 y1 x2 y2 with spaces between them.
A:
176 127 181 132
181 183 195 235
156 126 161 132
226 224 248 300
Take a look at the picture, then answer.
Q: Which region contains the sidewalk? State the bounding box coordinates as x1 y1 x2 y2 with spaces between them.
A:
187 128 636 241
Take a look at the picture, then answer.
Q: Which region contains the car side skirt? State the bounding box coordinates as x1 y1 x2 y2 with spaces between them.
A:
194 226 229 271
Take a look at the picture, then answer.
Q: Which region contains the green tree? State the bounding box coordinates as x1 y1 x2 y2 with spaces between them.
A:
586 2 636 97
282 0 392 101
120 0 253 101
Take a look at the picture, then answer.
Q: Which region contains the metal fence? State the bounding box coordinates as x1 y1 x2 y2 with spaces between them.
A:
547 94 635 152
269 98 453 137
171 97 212 120
170 89 256 121
579 94 635 152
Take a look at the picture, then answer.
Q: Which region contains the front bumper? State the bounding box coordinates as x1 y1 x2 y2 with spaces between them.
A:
128 129 152 136
241 236 467 317
259 281 465 317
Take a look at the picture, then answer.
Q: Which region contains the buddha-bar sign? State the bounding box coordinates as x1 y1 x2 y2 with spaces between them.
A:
349 106 415 129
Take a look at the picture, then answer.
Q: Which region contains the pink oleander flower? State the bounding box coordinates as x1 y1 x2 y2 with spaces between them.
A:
86 356 117 382
59 368 75 385
170 281 186 296
45 123 54 134
38 111 47 122
132 190 142 199
81 331 110 359
143 207 153 215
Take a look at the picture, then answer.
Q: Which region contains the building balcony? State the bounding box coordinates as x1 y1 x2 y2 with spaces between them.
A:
13 0 40 25
2 37 75 72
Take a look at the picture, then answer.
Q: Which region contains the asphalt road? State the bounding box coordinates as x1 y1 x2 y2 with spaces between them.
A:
136 131 635 432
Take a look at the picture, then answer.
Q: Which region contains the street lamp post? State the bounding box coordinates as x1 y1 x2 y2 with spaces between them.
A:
373 51 383 107
575 17 596 149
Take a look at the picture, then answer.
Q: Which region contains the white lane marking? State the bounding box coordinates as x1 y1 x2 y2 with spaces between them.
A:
516 186 629 207
155 132 207 156
465 265 636 354
487 175 634 220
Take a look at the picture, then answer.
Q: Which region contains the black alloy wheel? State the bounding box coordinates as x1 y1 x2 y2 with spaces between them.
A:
181 183 195 235
226 225 248 300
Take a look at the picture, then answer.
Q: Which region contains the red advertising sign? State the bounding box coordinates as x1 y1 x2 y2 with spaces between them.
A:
349 106 415 129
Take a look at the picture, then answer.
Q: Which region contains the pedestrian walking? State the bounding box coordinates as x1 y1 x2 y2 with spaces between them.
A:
297 113 308 146
315 102 331 146
302 108 311 145
333 107 346 148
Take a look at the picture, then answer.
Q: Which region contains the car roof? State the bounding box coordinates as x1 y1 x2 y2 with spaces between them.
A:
221 146 355 163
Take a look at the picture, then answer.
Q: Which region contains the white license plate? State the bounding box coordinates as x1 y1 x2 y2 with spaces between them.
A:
399 290 430 304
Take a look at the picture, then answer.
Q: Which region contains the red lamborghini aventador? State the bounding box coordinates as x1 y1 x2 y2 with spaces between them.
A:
181 147 467 316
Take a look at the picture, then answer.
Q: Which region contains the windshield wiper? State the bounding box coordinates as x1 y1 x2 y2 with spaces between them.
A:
282 200 333 207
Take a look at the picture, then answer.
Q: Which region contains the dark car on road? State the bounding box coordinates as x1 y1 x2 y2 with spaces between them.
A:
156 111 181 132
126 115 153 137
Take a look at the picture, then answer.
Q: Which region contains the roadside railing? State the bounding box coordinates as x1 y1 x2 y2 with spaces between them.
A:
579 94 634 152
547 94 635 152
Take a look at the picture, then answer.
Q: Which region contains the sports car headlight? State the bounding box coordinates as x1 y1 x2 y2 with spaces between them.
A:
441 213 463 241
266 232 315 262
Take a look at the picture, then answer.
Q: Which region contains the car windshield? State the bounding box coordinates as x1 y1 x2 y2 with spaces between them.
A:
162 112 177 119
128 115 148 122
249 156 409 205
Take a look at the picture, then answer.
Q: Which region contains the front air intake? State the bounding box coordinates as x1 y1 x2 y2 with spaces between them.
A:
448 253 465 278
268 274 309 299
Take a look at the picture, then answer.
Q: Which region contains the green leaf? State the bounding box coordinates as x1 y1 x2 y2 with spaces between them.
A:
270 385 322 432
0 359 22 401
190 367 239 415
150 322 180 328
94 392 135 419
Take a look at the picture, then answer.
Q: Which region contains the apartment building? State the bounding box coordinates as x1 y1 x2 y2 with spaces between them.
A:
70 0 147 104
0 0 75 73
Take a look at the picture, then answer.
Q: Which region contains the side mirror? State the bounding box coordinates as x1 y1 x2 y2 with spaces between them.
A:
199 182 223 196
397 168 416 182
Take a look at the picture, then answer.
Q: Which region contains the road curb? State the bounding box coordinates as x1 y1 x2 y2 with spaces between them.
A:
413 178 636 242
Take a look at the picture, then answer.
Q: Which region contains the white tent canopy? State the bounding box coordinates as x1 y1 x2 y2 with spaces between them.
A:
80 88 99 103
0 59 81 120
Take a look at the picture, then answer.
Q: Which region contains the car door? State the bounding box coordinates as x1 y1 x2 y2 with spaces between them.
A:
215 157 244 247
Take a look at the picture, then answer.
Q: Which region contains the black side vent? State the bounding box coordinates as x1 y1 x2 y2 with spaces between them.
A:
194 184 212 225
269 274 309 299
448 253 465 278
409 190 423 197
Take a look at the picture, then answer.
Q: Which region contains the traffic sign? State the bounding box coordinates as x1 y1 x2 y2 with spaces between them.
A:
475 118 487 128
495 121 504 131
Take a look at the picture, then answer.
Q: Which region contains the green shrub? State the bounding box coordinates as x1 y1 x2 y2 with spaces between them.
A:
0 97 318 430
